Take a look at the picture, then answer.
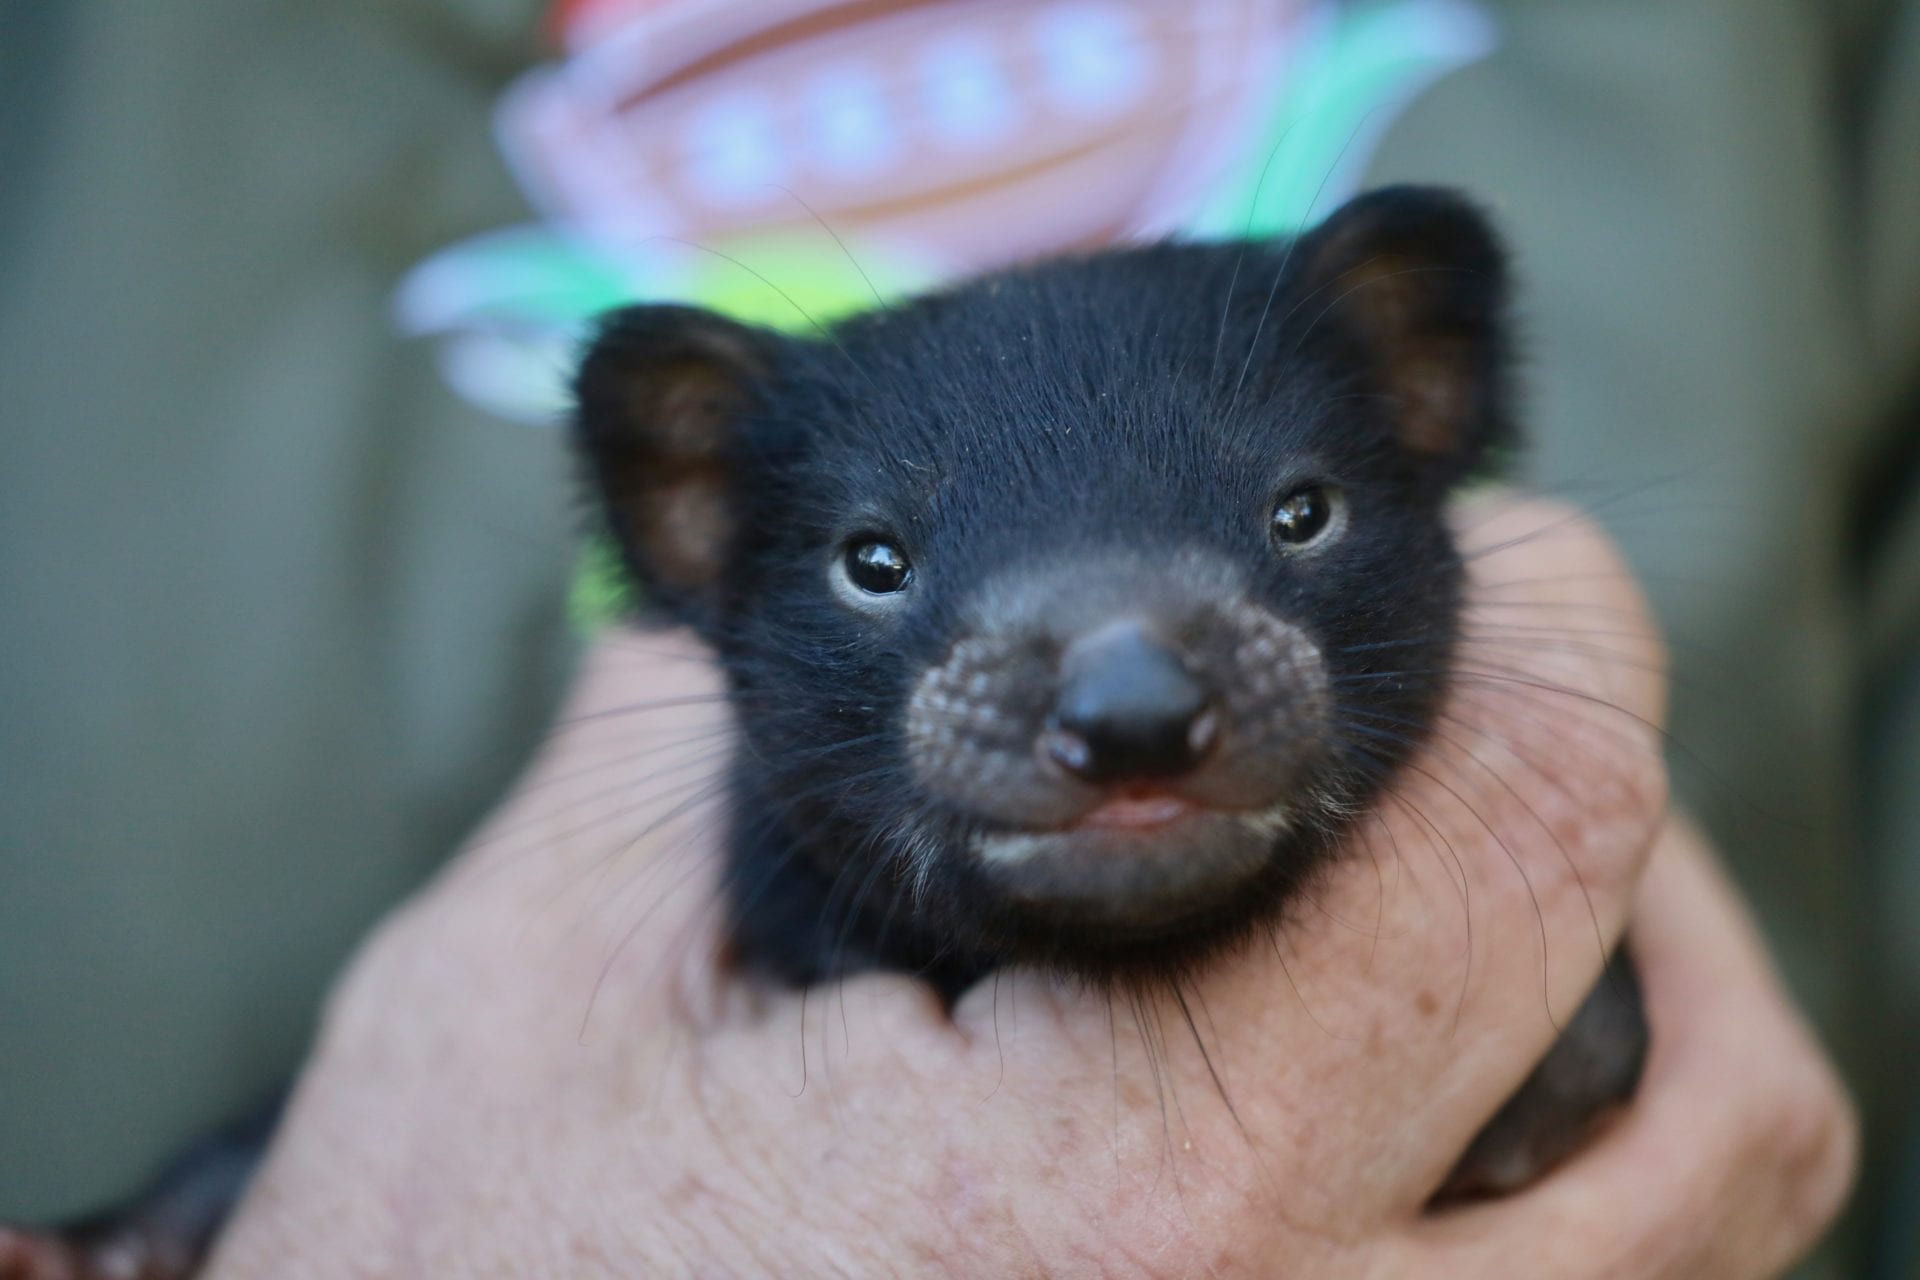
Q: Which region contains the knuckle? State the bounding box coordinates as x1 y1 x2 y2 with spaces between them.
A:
1763 1054 1861 1244
1535 725 1669 911
1459 695 1669 924
309 896 442 1053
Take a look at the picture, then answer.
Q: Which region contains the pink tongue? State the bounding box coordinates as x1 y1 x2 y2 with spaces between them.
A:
1077 795 1193 831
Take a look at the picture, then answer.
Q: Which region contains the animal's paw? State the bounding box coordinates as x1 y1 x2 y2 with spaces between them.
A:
0 1228 79 1280
0 1224 195 1280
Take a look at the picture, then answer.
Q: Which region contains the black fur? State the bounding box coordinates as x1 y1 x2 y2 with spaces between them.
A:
578 185 1518 988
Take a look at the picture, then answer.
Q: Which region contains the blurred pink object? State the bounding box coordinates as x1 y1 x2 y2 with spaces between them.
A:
504 0 1305 275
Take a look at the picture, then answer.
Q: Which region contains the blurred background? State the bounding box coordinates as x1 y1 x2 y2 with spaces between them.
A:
1 0 1916 1274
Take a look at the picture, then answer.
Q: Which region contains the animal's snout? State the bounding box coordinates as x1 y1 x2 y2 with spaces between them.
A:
904 564 1330 831
1040 622 1219 786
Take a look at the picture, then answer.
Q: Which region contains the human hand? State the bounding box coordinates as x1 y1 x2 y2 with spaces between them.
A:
205 496 1855 1278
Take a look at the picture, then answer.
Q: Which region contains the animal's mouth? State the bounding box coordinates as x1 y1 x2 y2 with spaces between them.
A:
1069 792 1195 833
967 798 1290 933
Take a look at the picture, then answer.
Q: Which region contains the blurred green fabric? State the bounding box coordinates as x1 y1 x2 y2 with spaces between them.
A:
1 0 1914 1274
0 0 577 1219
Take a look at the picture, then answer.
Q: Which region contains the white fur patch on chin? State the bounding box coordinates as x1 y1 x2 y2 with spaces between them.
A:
971 832 1059 865
1237 803 1294 840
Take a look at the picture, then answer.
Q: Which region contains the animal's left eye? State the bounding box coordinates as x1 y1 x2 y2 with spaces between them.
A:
1270 484 1341 548
843 539 913 594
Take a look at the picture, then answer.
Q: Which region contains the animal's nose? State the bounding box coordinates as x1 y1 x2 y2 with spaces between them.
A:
1043 622 1219 785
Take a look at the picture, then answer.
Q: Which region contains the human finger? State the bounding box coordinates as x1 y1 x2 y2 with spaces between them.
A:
1401 817 1856 1277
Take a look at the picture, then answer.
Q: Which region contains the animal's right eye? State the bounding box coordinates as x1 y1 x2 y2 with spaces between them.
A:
843 539 913 595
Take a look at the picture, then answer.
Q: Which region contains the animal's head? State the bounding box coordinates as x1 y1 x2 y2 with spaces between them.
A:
575 186 1514 975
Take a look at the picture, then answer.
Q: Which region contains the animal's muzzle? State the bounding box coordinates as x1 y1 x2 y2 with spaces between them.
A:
903 554 1332 836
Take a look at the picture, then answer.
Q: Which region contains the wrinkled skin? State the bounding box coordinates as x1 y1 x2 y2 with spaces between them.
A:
173 497 1855 1280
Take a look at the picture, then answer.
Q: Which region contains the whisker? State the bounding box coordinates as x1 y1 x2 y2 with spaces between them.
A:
640 234 880 393
1229 108 1387 413
765 183 892 313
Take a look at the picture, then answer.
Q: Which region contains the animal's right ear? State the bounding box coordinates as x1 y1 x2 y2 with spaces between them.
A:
573 305 781 627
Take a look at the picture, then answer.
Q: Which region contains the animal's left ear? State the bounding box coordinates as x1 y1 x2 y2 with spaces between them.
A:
1289 185 1515 482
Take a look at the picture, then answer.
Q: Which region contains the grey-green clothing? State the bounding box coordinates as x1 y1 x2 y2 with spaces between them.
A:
2 1 1915 1274
0 0 577 1216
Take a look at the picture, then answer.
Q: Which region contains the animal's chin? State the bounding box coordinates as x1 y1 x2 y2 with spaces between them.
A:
965 802 1291 935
